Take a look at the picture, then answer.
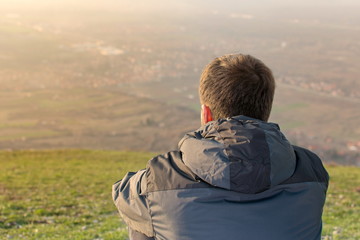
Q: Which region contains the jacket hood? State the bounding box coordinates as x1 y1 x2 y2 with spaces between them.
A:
178 115 296 194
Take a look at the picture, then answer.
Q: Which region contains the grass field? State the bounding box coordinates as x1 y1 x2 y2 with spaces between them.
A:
0 150 359 240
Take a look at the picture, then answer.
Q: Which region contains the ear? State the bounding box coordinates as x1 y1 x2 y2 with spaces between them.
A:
201 104 213 125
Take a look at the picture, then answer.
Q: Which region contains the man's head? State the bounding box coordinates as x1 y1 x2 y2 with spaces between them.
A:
199 54 275 124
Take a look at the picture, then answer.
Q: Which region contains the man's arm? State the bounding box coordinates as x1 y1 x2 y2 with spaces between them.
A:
112 170 154 238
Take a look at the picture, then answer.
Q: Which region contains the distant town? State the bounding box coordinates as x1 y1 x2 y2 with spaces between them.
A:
0 4 359 165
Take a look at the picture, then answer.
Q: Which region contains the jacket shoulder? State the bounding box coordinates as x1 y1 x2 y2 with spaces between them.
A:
281 145 329 187
146 151 208 193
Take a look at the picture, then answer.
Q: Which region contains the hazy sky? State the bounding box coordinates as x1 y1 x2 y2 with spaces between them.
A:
0 0 359 28
1 0 360 12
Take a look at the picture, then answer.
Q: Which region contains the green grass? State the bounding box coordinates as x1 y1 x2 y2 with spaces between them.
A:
0 150 154 240
0 150 359 239
322 166 360 239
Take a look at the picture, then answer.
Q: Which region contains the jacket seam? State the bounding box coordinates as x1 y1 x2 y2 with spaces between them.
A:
145 192 156 238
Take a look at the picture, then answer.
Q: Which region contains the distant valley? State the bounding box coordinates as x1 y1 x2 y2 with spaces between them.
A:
0 0 359 165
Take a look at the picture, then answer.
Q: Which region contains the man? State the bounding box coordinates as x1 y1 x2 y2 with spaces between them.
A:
112 54 329 240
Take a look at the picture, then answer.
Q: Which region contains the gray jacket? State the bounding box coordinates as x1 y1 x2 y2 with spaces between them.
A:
113 115 329 240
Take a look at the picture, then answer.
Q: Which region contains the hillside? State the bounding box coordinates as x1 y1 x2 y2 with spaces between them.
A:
0 88 199 152
1 150 359 239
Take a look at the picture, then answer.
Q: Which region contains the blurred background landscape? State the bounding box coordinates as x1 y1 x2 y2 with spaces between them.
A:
0 0 359 165
1 1 360 239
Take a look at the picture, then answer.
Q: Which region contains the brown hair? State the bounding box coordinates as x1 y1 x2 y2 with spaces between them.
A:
199 54 275 121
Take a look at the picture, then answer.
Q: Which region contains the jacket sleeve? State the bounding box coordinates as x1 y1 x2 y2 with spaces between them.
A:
129 227 155 240
112 170 154 237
